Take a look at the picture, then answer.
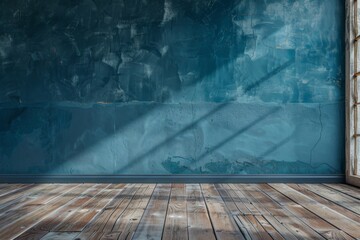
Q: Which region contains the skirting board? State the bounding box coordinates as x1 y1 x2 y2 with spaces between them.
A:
0 174 345 183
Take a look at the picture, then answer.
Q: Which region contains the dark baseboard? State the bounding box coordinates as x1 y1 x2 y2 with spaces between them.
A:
0 174 345 183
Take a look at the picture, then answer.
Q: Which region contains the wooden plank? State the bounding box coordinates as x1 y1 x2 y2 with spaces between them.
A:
0 184 78 229
16 184 110 239
0 184 29 197
227 184 261 215
302 184 360 214
97 184 142 234
226 181 282 240
324 184 360 200
257 184 353 240
93 184 143 239
253 215 286 240
132 184 171 240
186 184 215 240
0 184 61 214
236 184 325 240
0 184 88 239
220 184 253 215
115 184 155 240
215 184 272 240
55 184 125 232
14 228 49 240
162 184 188 240
270 183 360 239
201 184 245 240
221 184 282 239
289 184 360 223
49 184 111 231
0 184 35 200
0 184 49 212
75 184 140 240
228 184 297 240
0 184 10 190
245 214 274 240
232 215 252 240
40 231 79 240
99 184 149 239
214 184 241 216
100 184 156 240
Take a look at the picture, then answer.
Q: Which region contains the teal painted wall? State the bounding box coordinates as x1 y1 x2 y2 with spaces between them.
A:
0 0 345 175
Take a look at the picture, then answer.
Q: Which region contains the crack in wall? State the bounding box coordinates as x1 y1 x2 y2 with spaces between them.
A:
309 103 323 166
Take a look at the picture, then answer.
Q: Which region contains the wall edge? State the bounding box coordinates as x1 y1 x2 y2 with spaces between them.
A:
0 174 345 183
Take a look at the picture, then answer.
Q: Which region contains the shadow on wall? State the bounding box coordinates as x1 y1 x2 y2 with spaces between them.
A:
0 0 345 175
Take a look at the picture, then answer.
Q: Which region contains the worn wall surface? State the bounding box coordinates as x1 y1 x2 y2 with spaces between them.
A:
0 0 345 175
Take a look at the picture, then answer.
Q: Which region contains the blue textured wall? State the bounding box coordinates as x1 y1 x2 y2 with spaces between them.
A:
0 0 344 175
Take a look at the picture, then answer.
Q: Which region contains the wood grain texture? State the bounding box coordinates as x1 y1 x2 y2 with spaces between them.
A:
201 184 245 240
0 183 357 240
302 184 360 214
324 184 360 200
162 184 188 240
186 184 216 240
75 184 139 240
132 184 171 240
271 184 360 239
236 184 321 240
257 184 353 240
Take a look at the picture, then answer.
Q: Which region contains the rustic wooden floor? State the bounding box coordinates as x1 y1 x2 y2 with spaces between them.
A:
0 184 359 240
